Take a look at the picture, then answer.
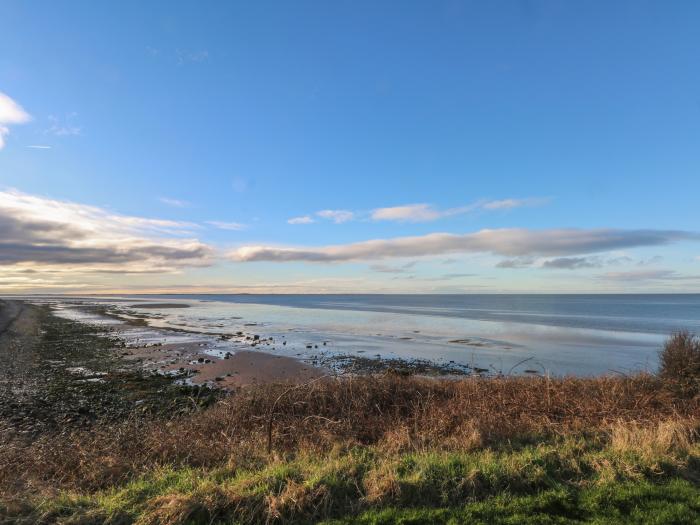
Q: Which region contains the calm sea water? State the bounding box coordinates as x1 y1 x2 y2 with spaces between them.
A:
19 294 700 376
136 294 700 335
62 294 700 376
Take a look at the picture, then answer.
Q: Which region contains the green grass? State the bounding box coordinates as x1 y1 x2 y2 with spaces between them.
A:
323 480 700 524
10 437 699 524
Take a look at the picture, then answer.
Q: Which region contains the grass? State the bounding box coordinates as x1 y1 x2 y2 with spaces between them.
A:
9 430 700 524
3 372 700 523
2 372 700 524
325 480 700 525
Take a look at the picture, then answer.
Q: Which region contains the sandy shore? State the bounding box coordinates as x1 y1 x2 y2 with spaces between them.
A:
124 341 324 388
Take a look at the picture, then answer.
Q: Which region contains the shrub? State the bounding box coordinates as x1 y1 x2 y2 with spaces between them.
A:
659 332 700 395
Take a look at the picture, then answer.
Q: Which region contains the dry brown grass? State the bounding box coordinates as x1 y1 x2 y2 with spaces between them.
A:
659 331 700 394
1 372 697 502
610 418 696 457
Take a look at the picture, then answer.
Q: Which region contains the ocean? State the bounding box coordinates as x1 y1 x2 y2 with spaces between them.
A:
31 293 700 377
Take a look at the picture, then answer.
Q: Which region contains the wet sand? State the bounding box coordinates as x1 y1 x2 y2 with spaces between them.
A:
123 341 324 388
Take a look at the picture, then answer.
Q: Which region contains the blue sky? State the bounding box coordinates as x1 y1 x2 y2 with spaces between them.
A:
1 1 699 293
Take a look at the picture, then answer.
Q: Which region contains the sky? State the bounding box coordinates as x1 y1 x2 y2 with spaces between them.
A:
1 1 699 294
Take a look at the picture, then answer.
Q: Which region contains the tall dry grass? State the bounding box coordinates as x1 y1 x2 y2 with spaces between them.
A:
1 372 697 499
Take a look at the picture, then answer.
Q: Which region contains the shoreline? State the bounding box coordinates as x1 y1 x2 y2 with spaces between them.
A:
0 299 474 437
48 298 484 380
15 293 675 377
43 299 331 388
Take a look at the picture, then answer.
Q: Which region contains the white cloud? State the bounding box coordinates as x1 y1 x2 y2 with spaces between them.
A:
0 92 31 150
371 198 548 223
481 198 547 210
316 209 354 223
292 198 547 225
0 189 213 272
45 114 81 136
288 215 314 225
27 145 52 149
159 196 190 207
206 220 247 231
371 204 444 222
230 228 699 263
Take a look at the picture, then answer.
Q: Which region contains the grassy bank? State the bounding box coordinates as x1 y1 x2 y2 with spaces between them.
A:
1 302 700 523
3 372 700 523
5 420 700 523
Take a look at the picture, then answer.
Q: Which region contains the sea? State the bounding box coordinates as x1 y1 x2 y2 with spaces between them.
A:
20 294 700 377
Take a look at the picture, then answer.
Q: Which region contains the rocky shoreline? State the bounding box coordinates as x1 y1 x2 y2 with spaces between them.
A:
0 299 497 437
0 300 219 436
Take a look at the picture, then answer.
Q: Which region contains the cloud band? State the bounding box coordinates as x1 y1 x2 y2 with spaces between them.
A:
230 228 699 263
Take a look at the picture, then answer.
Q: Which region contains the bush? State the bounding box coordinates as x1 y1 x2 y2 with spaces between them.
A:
659 332 700 394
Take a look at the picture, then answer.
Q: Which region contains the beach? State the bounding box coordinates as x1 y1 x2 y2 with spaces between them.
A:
24 293 700 377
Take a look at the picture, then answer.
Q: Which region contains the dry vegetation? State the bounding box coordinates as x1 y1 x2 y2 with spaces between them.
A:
659 331 700 395
3 372 700 523
2 321 700 523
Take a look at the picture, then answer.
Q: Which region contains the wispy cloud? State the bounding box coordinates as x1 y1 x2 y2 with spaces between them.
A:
45 113 81 136
176 49 209 65
637 255 664 266
371 198 548 223
391 272 476 282
481 198 546 210
316 209 354 223
496 254 668 271
369 262 416 273
495 257 536 269
541 257 602 269
0 189 213 272
206 221 247 231
371 204 448 222
288 215 314 225
598 270 700 282
159 196 190 208
292 198 547 226
0 92 31 150
230 228 699 263
27 145 52 150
